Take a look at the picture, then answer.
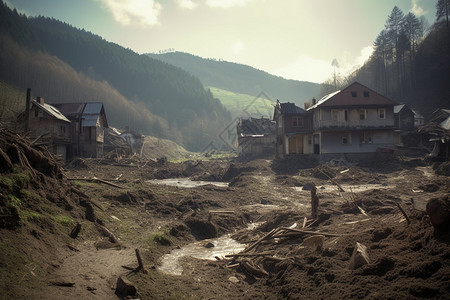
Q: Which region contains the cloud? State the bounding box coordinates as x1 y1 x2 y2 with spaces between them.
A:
97 0 162 27
411 0 425 16
206 0 253 8
175 0 198 9
274 55 332 84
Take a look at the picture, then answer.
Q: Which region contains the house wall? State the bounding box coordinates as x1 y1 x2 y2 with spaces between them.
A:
283 115 312 133
319 130 394 154
313 107 394 129
238 135 275 156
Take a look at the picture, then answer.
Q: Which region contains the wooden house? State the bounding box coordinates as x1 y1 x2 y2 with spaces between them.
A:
51 102 108 159
24 96 71 160
237 117 276 156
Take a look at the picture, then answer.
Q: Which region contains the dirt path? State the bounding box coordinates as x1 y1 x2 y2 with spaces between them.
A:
43 240 135 299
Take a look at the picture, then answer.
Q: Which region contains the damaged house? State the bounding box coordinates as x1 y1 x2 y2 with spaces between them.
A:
51 102 108 159
21 88 109 160
306 82 397 154
22 94 71 160
419 109 450 160
273 101 313 157
274 82 398 157
237 117 276 156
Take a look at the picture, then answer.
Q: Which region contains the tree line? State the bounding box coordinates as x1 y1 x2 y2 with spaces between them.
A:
321 0 450 118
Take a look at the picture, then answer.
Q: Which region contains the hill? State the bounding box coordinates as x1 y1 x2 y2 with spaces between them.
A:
0 2 231 151
208 87 275 119
146 52 320 107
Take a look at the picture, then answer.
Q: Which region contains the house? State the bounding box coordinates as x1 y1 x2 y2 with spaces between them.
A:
23 95 71 160
394 104 415 131
51 102 108 159
393 104 416 146
237 117 276 156
120 127 144 154
413 110 424 128
273 100 313 157
419 109 450 160
306 82 397 154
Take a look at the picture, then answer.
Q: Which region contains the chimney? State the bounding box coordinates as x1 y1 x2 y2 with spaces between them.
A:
312 98 316 105
37 97 44 105
25 88 31 131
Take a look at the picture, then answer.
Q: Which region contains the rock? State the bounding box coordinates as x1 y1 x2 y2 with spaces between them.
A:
349 242 370 269
228 276 239 283
204 242 215 248
116 275 137 297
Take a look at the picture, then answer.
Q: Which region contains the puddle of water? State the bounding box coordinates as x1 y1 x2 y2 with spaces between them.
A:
293 183 393 194
158 234 245 276
146 178 229 188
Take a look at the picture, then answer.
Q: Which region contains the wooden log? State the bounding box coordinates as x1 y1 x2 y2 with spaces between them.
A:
225 252 274 258
98 225 119 243
319 169 345 192
242 228 281 253
240 259 268 277
135 248 148 274
311 183 319 219
69 222 81 239
280 227 341 237
393 201 410 225
67 177 126 189
66 244 80 252
302 217 307 228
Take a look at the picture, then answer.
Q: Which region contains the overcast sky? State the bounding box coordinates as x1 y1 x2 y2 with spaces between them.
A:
6 0 436 84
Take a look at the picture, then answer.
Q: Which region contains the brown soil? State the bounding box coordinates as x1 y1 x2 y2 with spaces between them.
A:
1 129 449 299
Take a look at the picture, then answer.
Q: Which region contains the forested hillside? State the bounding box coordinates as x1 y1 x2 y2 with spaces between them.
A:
324 3 450 119
0 2 231 151
146 52 321 106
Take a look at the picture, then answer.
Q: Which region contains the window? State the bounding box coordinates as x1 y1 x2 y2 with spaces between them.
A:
344 110 348 121
351 91 357 97
363 91 370 97
342 133 352 145
361 132 373 144
331 110 339 121
293 117 303 127
378 108 386 119
359 109 367 120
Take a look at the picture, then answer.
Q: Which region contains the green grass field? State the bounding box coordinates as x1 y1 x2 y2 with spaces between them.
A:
208 86 275 120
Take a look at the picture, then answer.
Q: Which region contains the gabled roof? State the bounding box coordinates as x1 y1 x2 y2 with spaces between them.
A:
280 102 307 114
394 104 406 114
307 82 397 110
32 100 70 123
51 103 85 118
50 102 108 128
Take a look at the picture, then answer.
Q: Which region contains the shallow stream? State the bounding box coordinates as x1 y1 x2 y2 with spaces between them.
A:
146 178 229 188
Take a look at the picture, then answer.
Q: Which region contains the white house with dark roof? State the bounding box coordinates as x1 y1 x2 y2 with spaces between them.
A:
306 82 397 154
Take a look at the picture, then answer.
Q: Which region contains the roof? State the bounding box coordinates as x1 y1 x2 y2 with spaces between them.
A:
394 104 405 114
32 100 70 123
238 117 275 135
83 102 103 115
50 102 108 128
307 82 397 110
51 103 85 118
280 102 307 114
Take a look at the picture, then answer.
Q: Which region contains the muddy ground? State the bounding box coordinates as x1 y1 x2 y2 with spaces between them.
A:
1 130 449 299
